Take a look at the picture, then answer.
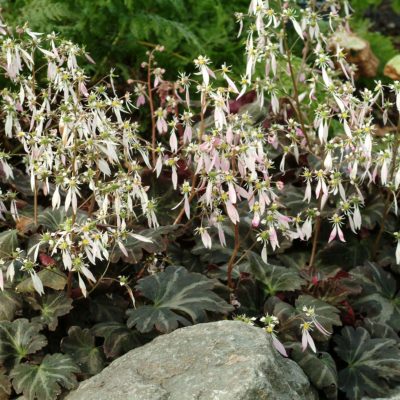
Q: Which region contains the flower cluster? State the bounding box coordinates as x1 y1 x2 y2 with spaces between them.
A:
140 0 398 270
235 307 330 357
0 27 156 295
300 306 331 352
261 314 287 357
129 0 400 276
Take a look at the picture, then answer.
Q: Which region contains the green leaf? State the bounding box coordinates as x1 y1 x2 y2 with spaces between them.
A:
191 241 233 265
28 293 73 331
335 326 400 400
351 262 400 330
296 295 342 337
9 168 35 197
88 294 128 323
290 344 338 399
394 0 400 13
127 266 233 333
61 326 105 376
235 278 264 316
110 225 184 264
167 243 204 273
128 306 191 334
280 184 317 215
0 290 22 321
264 297 298 342
278 252 309 270
265 296 296 323
350 0 383 14
249 252 305 296
0 230 18 258
38 208 87 232
92 322 142 359
10 353 79 400
316 238 371 271
0 319 47 368
363 319 400 342
265 295 341 343
361 192 385 229
16 269 67 293
0 368 11 400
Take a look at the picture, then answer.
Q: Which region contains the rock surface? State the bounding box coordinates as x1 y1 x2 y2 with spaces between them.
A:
66 320 317 400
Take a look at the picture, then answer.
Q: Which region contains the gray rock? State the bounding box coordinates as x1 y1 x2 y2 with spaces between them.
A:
66 320 317 400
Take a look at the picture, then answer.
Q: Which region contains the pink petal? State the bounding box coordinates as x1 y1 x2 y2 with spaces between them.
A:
136 95 145 107
226 200 239 224
307 331 317 353
272 335 288 357
172 167 178 190
183 125 192 143
301 331 308 351
228 183 237 204
184 197 190 219
236 185 249 199
169 130 178 152
338 226 346 242
218 225 226 247
314 319 331 336
207 67 216 79
316 181 321 198
252 213 260 228
328 226 337 243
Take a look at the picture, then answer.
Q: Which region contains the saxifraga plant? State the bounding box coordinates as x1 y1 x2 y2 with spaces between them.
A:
0 1 399 399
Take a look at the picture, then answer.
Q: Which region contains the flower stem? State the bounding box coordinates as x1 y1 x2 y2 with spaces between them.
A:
309 215 321 268
227 221 240 289
147 51 157 168
67 127 79 298
283 34 312 151
173 93 206 225
67 271 73 298
33 178 38 226
173 176 197 225
309 196 322 267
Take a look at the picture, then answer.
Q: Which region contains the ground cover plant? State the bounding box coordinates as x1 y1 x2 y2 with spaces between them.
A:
0 1 400 399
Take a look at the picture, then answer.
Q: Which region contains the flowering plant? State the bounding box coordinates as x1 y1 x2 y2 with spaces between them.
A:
0 1 399 399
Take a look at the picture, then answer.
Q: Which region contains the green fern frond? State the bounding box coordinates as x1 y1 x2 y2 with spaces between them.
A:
133 12 202 50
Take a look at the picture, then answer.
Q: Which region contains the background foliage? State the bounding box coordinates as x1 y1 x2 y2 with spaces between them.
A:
0 0 249 79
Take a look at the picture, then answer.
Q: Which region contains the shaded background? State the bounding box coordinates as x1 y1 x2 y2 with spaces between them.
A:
1 0 400 82
0 0 248 80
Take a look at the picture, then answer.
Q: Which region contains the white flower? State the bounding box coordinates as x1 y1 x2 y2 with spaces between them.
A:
196 226 212 249
301 322 316 353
